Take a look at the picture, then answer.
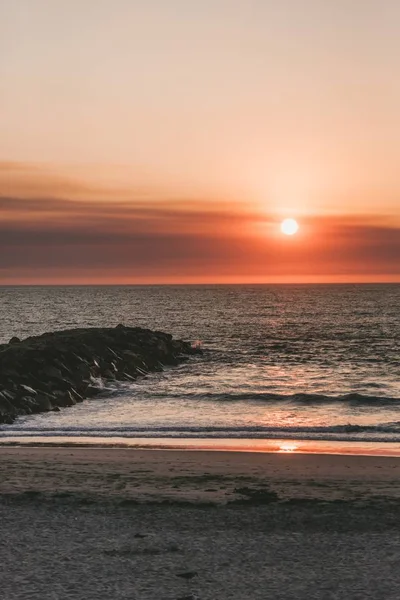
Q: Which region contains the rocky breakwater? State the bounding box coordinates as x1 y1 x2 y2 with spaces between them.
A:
0 325 201 424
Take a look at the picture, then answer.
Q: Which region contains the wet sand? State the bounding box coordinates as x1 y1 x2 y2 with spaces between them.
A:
1 446 400 502
1 447 400 599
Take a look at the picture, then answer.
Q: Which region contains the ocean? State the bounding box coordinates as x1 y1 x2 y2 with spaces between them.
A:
0 284 399 447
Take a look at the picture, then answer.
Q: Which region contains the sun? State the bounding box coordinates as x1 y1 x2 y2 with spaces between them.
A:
280 218 299 236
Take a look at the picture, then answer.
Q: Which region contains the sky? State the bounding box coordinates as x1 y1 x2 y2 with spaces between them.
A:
1 0 399 284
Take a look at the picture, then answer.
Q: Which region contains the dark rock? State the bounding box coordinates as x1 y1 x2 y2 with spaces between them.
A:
0 326 201 422
48 378 74 392
19 384 37 396
9 337 21 344
121 372 136 381
34 395 53 412
52 358 72 370
84 384 102 398
0 389 16 404
2 415 14 424
64 391 77 406
13 395 34 409
50 391 75 407
70 388 84 403
103 369 116 380
40 365 63 380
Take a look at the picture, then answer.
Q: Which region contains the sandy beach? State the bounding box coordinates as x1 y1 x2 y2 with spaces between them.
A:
2 446 400 503
1 447 400 599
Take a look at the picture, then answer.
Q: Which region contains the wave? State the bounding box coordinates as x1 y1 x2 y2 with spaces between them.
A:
2 423 400 443
144 391 400 406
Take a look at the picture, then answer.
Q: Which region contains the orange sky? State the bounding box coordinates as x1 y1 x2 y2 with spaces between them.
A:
1 1 399 284
1 162 399 284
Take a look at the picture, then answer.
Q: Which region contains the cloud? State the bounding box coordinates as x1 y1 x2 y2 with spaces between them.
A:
1 191 399 283
1 163 399 282
0 161 153 202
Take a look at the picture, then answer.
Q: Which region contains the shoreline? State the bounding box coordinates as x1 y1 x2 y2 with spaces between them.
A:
2 445 400 505
1 436 400 457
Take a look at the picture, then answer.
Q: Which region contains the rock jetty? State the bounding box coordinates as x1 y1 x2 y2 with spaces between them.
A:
0 325 201 424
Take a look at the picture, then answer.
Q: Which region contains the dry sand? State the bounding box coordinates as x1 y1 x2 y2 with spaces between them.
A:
1 447 400 599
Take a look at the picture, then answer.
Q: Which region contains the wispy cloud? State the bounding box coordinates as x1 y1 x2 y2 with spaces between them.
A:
1 189 399 283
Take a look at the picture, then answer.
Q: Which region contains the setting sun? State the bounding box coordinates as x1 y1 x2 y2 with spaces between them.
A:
281 218 299 236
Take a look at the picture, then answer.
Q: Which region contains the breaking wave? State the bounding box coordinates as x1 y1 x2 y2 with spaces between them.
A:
2 422 400 442
146 391 400 406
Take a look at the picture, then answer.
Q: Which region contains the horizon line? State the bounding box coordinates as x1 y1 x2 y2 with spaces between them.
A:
1 281 399 288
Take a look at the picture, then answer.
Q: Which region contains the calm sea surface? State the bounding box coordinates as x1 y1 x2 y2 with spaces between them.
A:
0 284 399 444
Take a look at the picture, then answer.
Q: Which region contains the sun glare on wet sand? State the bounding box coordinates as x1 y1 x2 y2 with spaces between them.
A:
280 218 299 235
278 442 299 453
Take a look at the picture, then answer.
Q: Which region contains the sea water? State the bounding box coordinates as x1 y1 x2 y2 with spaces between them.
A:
0 284 399 446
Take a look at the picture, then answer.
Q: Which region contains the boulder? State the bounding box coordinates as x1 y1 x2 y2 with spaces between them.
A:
0 325 201 423
34 395 54 412
19 384 37 397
